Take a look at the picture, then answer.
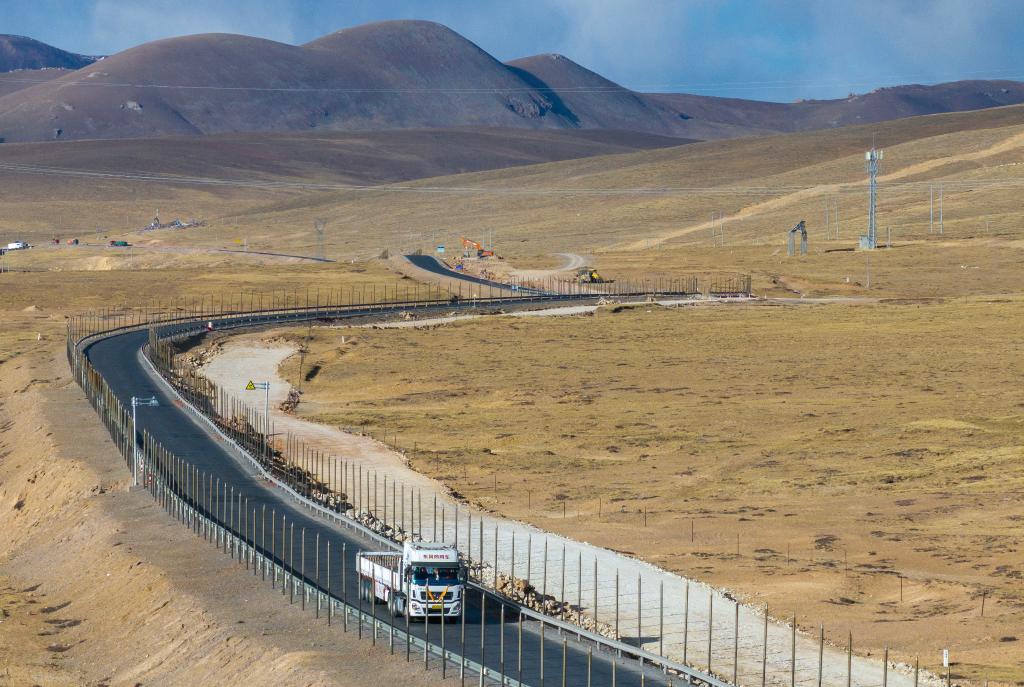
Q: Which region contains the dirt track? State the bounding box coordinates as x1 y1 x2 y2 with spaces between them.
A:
198 311 930 687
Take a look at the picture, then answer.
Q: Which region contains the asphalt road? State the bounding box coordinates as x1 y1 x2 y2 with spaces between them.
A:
84 313 670 687
404 254 549 295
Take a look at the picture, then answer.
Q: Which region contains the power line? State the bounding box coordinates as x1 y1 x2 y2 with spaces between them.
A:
3 66 1024 95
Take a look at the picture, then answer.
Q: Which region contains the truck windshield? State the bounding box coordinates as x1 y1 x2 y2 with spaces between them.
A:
411 565 460 584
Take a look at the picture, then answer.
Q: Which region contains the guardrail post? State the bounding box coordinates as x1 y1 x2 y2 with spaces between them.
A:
561 638 567 687
460 596 467 685
543 539 548 600
343 542 348 632
592 557 598 628
708 590 714 673
560 545 566 621
540 622 546 687
684 582 690 665
518 612 524 685
527 534 532 587
734 601 739 685
423 591 430 666
660 581 665 658
441 592 447 675
315 532 320 618
406 574 411 660
357 554 363 639
638 574 643 657
500 602 505 685
762 605 768 687
327 539 331 626
244 497 250 570
790 616 796 687
818 624 825 687
478 592 486 686
615 570 620 646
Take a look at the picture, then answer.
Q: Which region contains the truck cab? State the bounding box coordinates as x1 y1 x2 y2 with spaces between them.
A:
403 541 464 618
358 540 465 618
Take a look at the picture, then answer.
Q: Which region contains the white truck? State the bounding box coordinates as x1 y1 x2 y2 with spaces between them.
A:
357 541 465 618
5 241 28 251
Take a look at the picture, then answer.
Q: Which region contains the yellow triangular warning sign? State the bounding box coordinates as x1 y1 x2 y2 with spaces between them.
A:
245 380 256 391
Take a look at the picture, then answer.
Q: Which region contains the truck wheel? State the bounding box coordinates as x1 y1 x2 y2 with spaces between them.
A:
363 580 373 604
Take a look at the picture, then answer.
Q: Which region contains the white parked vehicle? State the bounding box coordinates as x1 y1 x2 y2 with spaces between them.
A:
5 241 28 250
357 540 465 618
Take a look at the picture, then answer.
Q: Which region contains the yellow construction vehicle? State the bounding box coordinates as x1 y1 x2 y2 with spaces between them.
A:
576 267 612 284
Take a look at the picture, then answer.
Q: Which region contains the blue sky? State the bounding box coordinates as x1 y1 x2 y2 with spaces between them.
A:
5 0 1024 102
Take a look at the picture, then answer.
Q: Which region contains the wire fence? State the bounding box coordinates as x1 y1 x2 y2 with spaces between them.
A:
67 283 747 687
66 277 997 687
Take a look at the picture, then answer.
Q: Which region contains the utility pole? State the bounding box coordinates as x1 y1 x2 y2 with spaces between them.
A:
246 381 271 455
130 396 159 486
861 146 883 249
939 185 944 235
929 185 934 234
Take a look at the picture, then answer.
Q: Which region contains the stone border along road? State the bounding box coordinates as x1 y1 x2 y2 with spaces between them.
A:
200 299 924 687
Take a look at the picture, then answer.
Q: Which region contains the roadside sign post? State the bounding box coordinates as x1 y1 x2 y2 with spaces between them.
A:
130 395 159 486
246 380 270 456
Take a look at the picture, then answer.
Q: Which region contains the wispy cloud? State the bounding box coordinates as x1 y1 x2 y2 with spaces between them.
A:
89 0 299 51
5 0 1023 101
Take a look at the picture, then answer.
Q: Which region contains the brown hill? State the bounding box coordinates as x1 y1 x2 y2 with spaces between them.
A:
0 23 578 142
512 53 1024 135
0 69 67 99
1 21 1023 143
0 35 98 72
506 54 774 139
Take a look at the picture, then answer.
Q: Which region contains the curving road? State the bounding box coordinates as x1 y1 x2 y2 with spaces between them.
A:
404 254 548 295
83 306 677 687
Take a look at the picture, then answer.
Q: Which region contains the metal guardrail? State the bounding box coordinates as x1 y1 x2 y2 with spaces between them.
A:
68 288 745 687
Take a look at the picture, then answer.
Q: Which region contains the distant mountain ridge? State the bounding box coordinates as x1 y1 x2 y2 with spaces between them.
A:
1 21 1023 143
0 34 100 72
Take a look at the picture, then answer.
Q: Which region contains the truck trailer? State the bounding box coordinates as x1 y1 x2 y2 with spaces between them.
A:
357 541 465 618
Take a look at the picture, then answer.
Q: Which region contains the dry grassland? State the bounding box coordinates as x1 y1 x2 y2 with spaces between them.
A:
280 299 1024 683
2 102 1024 683
202 105 1024 264
0 261 405 313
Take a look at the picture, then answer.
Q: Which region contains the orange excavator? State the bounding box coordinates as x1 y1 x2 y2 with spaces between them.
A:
461 237 494 258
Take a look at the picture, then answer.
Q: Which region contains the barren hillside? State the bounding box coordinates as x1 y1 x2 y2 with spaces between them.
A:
1 21 1024 143
0 34 98 72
